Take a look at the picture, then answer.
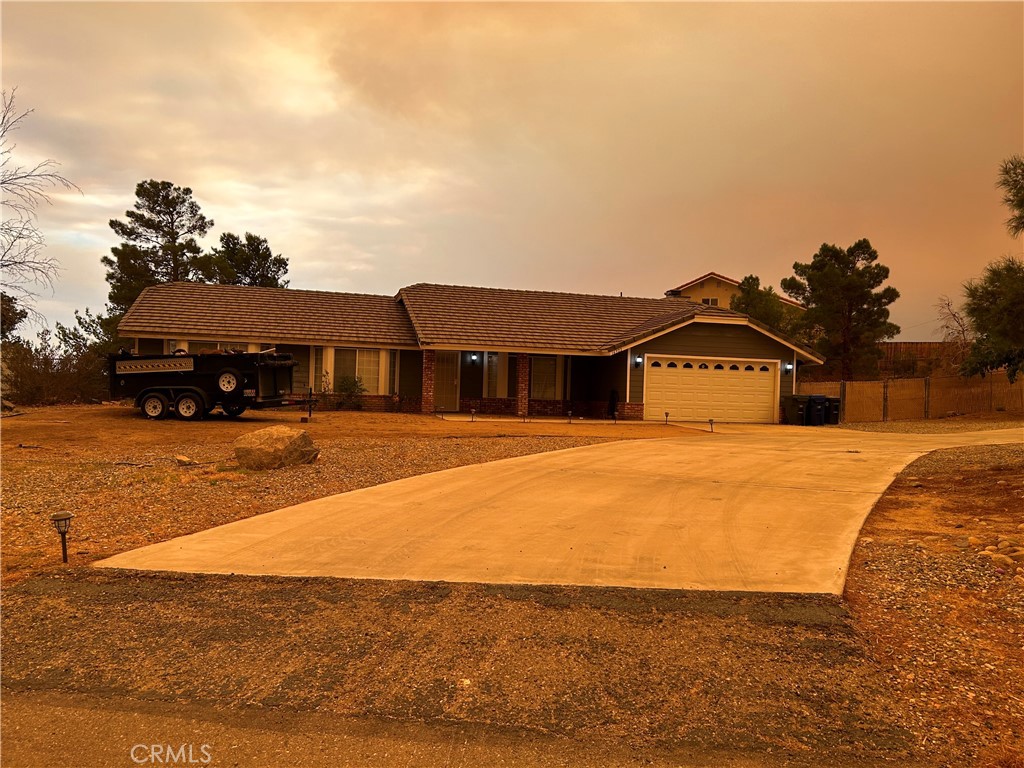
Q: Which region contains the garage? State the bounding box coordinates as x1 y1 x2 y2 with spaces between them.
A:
643 355 779 423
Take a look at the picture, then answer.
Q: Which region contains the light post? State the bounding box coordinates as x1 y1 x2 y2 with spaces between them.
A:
50 512 74 563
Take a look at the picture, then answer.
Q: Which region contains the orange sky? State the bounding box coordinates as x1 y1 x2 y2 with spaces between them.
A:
3 2 1022 339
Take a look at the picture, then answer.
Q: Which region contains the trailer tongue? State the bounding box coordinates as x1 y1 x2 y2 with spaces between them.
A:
109 349 312 420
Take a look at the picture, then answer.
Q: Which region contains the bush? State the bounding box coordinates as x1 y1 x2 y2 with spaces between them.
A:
1 332 108 405
332 375 366 410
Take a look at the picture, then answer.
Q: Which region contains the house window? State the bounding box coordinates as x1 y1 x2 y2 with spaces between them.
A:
313 347 325 391
356 350 381 394
683 362 693 369
667 362 677 368
531 356 557 400
701 298 719 306
651 361 662 368
334 348 389 394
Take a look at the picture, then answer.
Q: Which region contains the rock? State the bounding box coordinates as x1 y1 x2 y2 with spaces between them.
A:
968 536 983 546
175 455 197 467
1018 523 1024 532
860 537 874 545
924 535 940 542
998 540 1012 551
911 482 924 488
991 554 1015 568
233 426 320 470
1 399 15 412
1014 575 1024 587
985 545 998 552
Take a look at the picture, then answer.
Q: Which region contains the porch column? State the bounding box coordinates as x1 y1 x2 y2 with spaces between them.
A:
421 350 436 414
516 352 530 417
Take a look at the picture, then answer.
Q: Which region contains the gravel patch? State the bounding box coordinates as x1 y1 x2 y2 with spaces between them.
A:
838 414 1024 434
846 443 1024 767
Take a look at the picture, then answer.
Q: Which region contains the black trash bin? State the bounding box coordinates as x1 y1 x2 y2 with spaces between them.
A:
825 397 841 425
782 395 809 425
805 395 828 426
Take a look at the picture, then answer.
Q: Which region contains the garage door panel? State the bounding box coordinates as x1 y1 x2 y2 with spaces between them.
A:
644 357 776 423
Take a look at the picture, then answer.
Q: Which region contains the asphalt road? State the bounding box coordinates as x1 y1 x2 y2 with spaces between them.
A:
96 425 1022 593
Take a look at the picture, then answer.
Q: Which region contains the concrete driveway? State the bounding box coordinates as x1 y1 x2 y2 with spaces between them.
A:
96 426 1021 594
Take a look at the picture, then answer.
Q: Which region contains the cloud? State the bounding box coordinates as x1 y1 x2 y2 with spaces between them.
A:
2 2 1021 338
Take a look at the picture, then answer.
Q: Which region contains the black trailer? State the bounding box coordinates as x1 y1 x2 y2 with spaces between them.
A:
109 349 307 420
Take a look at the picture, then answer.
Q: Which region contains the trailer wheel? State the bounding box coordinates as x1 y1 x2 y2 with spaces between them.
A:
174 393 204 420
140 393 169 420
223 404 247 418
217 368 241 394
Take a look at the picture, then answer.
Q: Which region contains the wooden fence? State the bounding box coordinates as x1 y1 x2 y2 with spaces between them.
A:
796 372 1024 423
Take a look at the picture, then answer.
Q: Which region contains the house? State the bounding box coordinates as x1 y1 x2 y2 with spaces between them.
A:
665 271 804 311
117 281 824 423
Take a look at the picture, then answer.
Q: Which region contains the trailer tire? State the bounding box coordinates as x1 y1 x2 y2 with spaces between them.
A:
175 393 204 421
217 368 241 394
223 404 247 418
140 393 170 420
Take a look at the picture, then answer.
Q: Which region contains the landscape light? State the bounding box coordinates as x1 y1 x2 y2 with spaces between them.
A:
49 512 74 563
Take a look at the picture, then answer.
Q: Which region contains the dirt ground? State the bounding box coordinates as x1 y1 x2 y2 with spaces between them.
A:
1 407 1022 767
0 405 694 584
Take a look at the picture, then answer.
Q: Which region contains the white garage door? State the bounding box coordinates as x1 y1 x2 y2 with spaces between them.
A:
643 356 778 423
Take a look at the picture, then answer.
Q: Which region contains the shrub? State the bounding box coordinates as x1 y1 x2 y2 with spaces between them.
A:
332 375 366 410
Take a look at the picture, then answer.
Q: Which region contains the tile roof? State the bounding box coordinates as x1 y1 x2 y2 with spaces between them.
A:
118 282 418 347
397 283 741 353
119 281 821 361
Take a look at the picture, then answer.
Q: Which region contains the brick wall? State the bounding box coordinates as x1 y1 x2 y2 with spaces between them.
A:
622 402 644 420
421 350 436 414
515 352 530 417
459 397 516 415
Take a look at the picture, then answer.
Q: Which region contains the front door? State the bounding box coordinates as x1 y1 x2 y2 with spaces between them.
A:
435 351 460 411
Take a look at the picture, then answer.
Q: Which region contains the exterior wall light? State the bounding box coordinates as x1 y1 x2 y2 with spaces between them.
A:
50 512 74 563
470 353 479 363
784 363 794 372
634 355 643 368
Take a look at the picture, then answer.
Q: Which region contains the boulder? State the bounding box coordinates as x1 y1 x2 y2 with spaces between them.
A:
233 426 319 470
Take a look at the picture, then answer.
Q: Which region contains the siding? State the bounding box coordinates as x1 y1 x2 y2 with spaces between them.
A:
630 323 796 402
277 344 310 393
398 350 423 398
136 338 163 355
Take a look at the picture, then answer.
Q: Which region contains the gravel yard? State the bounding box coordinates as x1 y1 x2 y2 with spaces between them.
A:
838 413 1024 434
2 405 687 583
2 405 1021 766
845 443 1024 767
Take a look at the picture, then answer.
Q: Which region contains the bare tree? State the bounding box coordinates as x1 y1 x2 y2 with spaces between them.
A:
934 294 975 371
1 88 80 315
